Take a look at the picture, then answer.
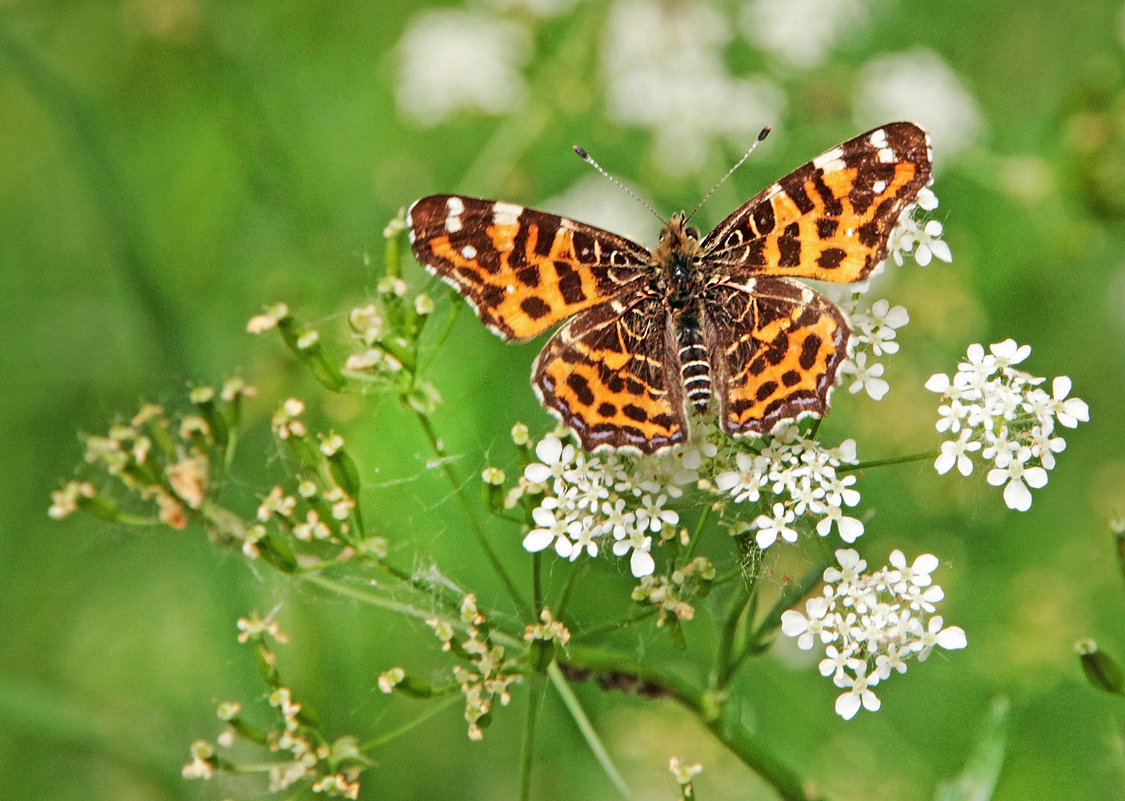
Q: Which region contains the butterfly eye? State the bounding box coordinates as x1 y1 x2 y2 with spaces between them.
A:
685 225 701 240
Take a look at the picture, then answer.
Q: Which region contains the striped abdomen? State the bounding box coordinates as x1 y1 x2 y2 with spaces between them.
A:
677 326 712 415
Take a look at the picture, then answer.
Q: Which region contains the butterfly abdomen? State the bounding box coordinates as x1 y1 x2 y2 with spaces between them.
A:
676 321 712 416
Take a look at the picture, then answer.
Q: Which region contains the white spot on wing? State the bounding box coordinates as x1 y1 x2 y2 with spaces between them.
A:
872 180 887 193
445 196 464 233
492 201 523 226
868 128 889 148
461 244 477 259
813 147 846 172
877 147 896 163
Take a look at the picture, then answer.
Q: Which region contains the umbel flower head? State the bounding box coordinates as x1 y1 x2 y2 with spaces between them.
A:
926 339 1089 511
519 431 700 577
781 548 967 720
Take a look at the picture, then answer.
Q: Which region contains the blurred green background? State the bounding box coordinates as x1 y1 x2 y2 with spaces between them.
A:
3 1 1125 799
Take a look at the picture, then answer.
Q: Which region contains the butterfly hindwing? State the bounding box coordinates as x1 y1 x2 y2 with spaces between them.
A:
532 297 688 452
408 194 651 341
704 279 850 436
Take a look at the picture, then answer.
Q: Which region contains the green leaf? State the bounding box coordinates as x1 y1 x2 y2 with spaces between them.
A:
934 696 1010 801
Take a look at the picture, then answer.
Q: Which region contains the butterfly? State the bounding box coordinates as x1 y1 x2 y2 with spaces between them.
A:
408 122 932 453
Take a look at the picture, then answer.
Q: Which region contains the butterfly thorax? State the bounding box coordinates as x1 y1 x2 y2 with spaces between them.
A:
651 213 704 310
649 213 714 416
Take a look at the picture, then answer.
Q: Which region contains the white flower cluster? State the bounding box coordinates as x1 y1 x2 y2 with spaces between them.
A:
925 339 1089 511
839 298 911 401
713 425 864 548
781 548 967 720
887 188 951 268
520 432 708 577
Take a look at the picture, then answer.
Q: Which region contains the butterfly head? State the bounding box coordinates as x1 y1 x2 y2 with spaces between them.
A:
652 213 704 305
655 213 702 258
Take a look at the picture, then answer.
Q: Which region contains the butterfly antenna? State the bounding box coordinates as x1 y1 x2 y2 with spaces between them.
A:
684 125 772 225
572 145 666 224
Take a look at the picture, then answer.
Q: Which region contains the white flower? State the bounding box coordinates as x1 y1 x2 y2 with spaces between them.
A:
815 506 864 543
924 372 951 394
987 459 1049 512
824 548 865 584
780 595 832 650
1048 376 1090 428
933 431 981 476
989 338 1032 368
714 450 765 503
854 299 909 356
834 670 882 720
753 502 798 549
523 434 573 487
519 434 696 579
913 220 953 265
911 616 968 661
396 11 529 125
783 548 965 719
888 550 939 588
930 340 1087 511
843 351 889 400
522 505 576 553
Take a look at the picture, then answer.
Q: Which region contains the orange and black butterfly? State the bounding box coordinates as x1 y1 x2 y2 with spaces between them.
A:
408 122 932 453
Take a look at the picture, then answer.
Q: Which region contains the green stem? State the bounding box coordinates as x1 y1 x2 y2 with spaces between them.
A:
518 673 545 801
562 646 827 801
532 551 544 613
547 662 632 799
360 694 461 750
303 574 525 651
682 504 712 562
843 450 938 472
714 579 754 690
573 608 658 642
413 411 532 619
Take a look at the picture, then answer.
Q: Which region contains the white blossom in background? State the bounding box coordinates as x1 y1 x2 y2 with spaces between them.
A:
925 339 1089 511
739 0 869 70
713 425 864 547
781 548 967 720
484 0 578 16
854 49 984 161
600 0 785 175
521 432 707 577
396 10 529 125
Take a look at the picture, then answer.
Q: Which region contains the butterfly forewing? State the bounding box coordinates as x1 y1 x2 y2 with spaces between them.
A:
702 122 932 285
408 194 651 341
